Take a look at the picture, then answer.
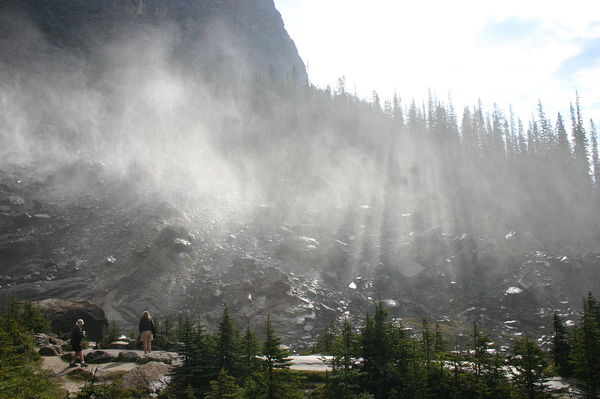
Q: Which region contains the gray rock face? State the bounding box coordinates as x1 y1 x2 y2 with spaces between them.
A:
0 0 307 85
2 162 600 350
33 298 108 342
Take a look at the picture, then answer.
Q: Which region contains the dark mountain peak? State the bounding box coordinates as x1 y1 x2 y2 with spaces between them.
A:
0 0 307 84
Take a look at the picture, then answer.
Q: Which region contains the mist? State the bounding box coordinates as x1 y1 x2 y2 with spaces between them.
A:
1 0 599 344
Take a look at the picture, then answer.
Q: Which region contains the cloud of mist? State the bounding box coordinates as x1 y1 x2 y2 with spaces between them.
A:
1 1 598 293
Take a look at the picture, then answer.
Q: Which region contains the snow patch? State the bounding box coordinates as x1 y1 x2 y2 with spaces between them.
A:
299 236 319 245
174 238 191 247
505 231 517 240
505 286 523 295
383 299 399 308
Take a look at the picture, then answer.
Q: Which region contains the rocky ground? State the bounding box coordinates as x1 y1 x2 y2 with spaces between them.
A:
41 349 583 398
1 160 600 350
42 349 175 394
41 347 329 395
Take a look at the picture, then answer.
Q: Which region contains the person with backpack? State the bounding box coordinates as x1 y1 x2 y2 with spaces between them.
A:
138 311 156 354
69 319 88 367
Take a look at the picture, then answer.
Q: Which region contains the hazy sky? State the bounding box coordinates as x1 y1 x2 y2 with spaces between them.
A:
275 0 600 123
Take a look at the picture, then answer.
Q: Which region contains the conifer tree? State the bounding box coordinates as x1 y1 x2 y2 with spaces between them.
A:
103 320 121 347
527 121 540 157
555 113 571 159
506 106 517 159
336 76 347 98
392 92 404 126
326 318 364 399
170 315 197 395
511 337 548 399
570 95 590 182
239 324 260 382
461 106 476 151
217 305 237 374
421 318 434 377
552 312 572 377
433 322 446 355
517 118 527 157
571 293 600 399
206 369 245 399
537 100 554 157
590 120 599 187
262 315 298 399
371 91 381 111
315 322 336 354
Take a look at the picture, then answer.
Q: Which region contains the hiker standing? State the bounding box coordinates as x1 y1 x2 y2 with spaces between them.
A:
139 311 156 354
69 319 88 367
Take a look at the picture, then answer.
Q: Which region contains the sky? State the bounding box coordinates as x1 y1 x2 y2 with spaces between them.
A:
274 0 600 125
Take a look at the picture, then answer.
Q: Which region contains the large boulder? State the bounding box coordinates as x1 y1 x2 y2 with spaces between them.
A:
33 298 108 342
120 361 171 393
118 351 140 362
85 350 115 363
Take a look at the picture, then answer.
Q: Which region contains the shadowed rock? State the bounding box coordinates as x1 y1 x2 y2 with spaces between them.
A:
85 350 115 363
33 298 108 342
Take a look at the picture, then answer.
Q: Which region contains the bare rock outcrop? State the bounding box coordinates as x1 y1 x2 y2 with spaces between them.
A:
120 361 171 394
33 298 108 342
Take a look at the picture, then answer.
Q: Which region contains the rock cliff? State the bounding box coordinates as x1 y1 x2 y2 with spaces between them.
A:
0 0 307 84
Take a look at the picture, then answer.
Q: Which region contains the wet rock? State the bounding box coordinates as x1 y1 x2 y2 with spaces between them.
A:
85 350 115 363
33 298 108 342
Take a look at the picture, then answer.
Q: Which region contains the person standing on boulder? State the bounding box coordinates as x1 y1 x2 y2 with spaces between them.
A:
139 311 156 355
69 319 88 367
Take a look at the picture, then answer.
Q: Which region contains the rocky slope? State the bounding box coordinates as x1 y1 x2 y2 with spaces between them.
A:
1 161 599 349
0 0 599 351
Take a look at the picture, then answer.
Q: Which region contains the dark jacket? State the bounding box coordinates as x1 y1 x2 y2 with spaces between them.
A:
139 317 156 334
70 325 85 344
